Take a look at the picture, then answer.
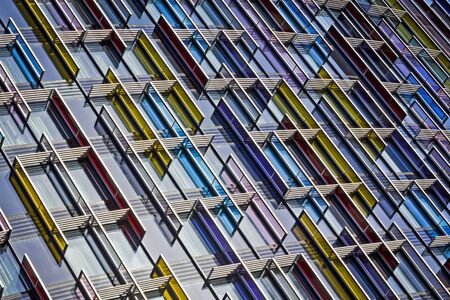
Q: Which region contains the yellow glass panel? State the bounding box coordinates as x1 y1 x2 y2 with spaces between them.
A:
167 277 188 300
272 93 289 115
445 78 450 89
310 140 343 182
362 141 378 161
318 68 330 79
171 83 204 132
328 88 369 128
133 45 162 80
272 91 306 126
11 162 67 262
152 257 188 300
106 70 171 174
358 186 377 209
315 132 359 182
106 69 119 84
351 194 370 217
136 33 204 132
293 224 350 299
436 54 449 75
317 68 368 128
300 213 368 300
119 91 157 140
367 132 386 153
118 90 173 171
23 0 79 78
154 141 171 166
403 15 437 50
147 151 164 177
395 24 413 42
390 0 449 72
106 71 156 140
111 96 140 139
278 82 318 128
10 175 62 262
137 33 175 80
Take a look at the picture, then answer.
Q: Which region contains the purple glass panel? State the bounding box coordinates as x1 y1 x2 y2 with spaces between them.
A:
218 100 287 198
226 156 286 241
196 202 240 264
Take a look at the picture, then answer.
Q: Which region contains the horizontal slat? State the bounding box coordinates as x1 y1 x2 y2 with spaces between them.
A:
97 283 133 300
17 151 52 167
94 208 130 225
57 146 90 161
190 134 214 148
57 215 91 231
0 33 17 46
0 92 15 104
230 192 255 206
139 276 171 293
59 31 83 43
260 78 281 90
116 29 139 42
274 254 299 268
284 187 311 200
388 180 414 193
236 78 258 89
340 183 362 194
385 240 405 252
374 128 395 139
89 83 118 98
248 131 271 144
334 245 357 258
82 29 113 43
152 80 176 92
316 184 338 196
415 129 440 140
359 242 382 254
222 30 245 42
429 236 450 248
206 78 232 91
170 200 196 214
123 81 147 95
173 29 194 40
415 179 436 190
20 89 52 103
131 139 156 153
161 137 185 150
207 263 240 281
298 128 321 141
305 78 332 90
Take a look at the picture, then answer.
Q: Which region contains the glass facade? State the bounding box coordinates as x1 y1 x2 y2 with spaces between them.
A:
0 0 449 299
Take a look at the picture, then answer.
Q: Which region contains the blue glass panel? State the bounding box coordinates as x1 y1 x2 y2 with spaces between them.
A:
7 20 43 83
149 91 185 136
411 188 450 235
403 196 439 239
179 148 213 197
168 0 195 29
141 97 175 138
154 0 182 28
10 47 37 88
